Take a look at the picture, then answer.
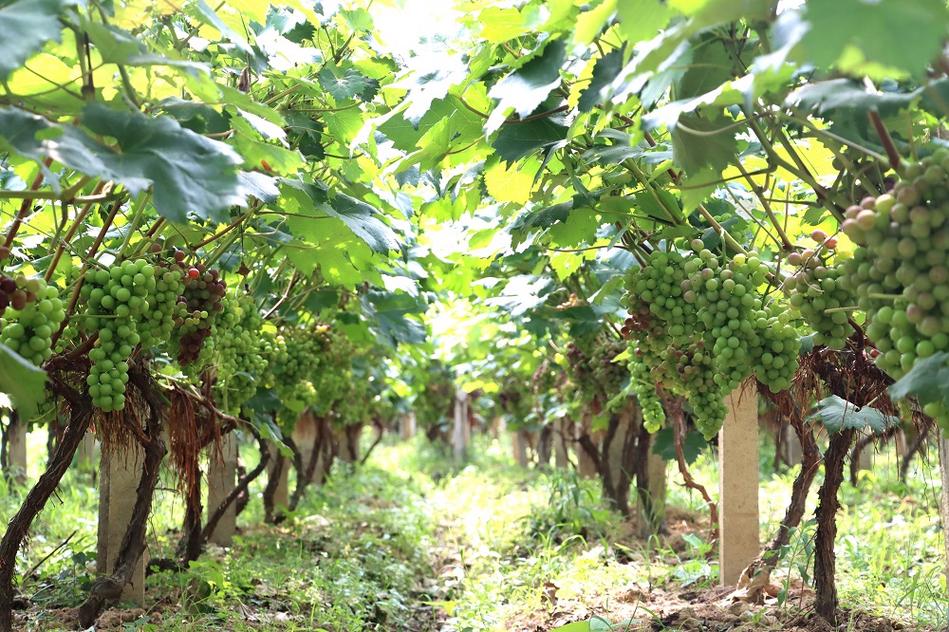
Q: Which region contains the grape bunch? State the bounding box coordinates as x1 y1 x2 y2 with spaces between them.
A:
214 295 268 412
622 243 800 437
80 260 156 412
272 327 325 414
590 337 630 398
785 237 855 350
838 150 949 422
139 260 185 350
627 356 664 432
0 278 66 366
174 256 226 365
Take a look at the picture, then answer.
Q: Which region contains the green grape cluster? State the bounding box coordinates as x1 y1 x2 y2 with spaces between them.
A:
272 327 325 413
0 278 66 366
622 243 800 437
80 260 156 412
589 337 630 398
214 295 268 412
838 150 949 423
309 325 352 413
139 262 185 350
627 357 664 432
785 252 854 350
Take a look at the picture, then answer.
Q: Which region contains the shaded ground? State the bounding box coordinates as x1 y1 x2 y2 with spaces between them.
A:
3 432 946 630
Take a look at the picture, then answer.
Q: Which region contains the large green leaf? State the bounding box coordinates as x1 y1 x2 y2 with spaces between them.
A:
786 78 949 118
888 352 949 410
0 0 70 80
808 395 900 435
669 112 737 176
325 193 401 254
317 66 380 102
798 0 948 76
0 105 248 223
486 39 566 133
0 343 47 421
579 49 624 113
491 118 569 163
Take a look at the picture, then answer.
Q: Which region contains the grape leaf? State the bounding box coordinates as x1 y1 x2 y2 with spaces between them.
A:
0 343 47 421
486 39 566 133
0 0 71 80
0 105 248 223
888 352 949 409
651 426 707 463
669 113 738 177
492 118 569 163
787 78 949 118
579 49 624 113
325 193 401 254
798 0 948 76
808 395 899 435
317 66 380 102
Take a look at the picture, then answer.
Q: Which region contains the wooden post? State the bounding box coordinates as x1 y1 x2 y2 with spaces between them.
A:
938 432 949 600
266 444 289 510
400 412 416 440
7 416 27 483
97 444 146 604
719 380 760 586
452 390 469 461
576 410 599 478
206 434 237 545
554 418 569 468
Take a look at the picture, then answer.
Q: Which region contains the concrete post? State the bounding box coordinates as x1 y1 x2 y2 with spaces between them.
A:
7 416 27 483
77 431 97 470
936 433 949 602
576 410 599 478
206 434 237 546
783 423 802 465
400 412 416 440
719 380 760 586
97 444 145 604
512 430 528 467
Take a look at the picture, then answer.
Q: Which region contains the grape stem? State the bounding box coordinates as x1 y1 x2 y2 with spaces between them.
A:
867 109 902 173
44 182 107 282
2 158 52 252
50 196 124 348
822 306 858 314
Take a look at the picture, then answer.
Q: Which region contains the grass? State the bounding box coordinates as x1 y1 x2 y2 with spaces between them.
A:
1 427 946 630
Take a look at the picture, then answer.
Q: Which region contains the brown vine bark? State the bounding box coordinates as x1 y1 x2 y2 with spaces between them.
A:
814 428 855 624
77 374 167 627
736 417 820 599
664 395 718 533
358 419 385 467
175 468 203 564
0 388 91 632
204 425 269 541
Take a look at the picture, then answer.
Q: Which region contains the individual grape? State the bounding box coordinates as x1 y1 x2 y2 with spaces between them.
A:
0 279 66 366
